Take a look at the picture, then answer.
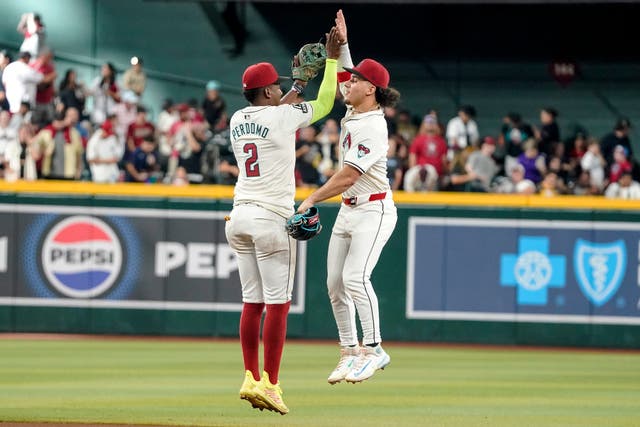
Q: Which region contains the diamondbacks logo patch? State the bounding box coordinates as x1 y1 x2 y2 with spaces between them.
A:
342 133 352 150
357 144 370 158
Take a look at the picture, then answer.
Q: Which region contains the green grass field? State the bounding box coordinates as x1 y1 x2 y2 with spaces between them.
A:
1 337 639 427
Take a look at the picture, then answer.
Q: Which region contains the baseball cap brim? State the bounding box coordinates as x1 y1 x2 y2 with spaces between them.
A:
246 76 290 90
342 66 368 83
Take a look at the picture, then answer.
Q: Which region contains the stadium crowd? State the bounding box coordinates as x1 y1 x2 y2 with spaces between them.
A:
1 12 639 199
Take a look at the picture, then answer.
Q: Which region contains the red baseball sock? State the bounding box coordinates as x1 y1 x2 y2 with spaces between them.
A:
240 302 264 381
263 301 291 384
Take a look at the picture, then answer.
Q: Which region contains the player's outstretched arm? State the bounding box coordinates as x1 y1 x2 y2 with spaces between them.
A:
307 27 340 124
335 9 353 71
280 54 308 105
296 164 361 213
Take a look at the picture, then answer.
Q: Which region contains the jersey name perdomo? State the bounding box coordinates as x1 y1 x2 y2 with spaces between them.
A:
231 122 270 140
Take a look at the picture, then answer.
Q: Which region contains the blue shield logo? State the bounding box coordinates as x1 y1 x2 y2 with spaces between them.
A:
574 239 626 306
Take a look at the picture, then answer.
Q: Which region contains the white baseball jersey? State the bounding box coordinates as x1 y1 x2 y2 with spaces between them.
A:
339 107 391 198
229 103 314 217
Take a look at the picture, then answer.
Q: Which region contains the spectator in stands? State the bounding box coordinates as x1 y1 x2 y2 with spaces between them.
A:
547 155 570 193
113 90 139 146
608 144 632 184
216 151 239 186
9 101 31 131
446 105 479 158
601 118 632 169
202 80 227 130
30 47 57 127
440 149 480 192
502 112 533 173
571 170 599 196
0 50 12 111
535 107 560 157
567 131 587 174
166 103 192 176
403 164 438 192
4 124 37 181
465 136 499 192
86 115 123 183
517 138 546 185
17 12 46 58
89 62 120 125
0 110 18 177
3 51 54 114
122 56 146 97
57 69 87 118
171 166 189 186
605 171 640 199
387 135 404 191
316 118 340 184
408 114 447 179
295 126 321 187
540 172 565 196
178 122 207 182
395 109 418 144
32 109 84 180
125 136 159 182
187 98 205 123
64 107 88 147
126 106 155 154
383 105 398 136
492 163 536 194
580 138 605 192
156 98 177 171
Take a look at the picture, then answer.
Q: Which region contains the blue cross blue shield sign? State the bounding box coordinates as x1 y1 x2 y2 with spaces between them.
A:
574 239 627 307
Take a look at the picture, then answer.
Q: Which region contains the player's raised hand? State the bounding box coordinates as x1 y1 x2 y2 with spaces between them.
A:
335 9 347 45
325 27 341 60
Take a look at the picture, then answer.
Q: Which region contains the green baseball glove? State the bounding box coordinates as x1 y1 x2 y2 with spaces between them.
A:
291 43 327 82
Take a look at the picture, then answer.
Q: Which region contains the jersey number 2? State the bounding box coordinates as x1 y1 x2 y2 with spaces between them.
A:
243 143 260 177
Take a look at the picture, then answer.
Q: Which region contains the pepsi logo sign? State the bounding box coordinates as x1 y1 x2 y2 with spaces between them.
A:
41 216 123 298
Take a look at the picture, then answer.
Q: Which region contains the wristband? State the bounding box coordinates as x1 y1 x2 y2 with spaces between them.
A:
291 82 305 96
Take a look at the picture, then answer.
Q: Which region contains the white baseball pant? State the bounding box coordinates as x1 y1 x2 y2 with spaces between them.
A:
225 204 296 304
326 198 397 346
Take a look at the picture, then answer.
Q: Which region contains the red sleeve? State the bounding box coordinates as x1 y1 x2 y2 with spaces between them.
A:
409 136 424 155
169 121 182 136
127 123 135 139
437 136 448 156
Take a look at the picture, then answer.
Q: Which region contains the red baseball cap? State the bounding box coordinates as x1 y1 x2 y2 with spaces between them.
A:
343 59 390 89
242 62 288 90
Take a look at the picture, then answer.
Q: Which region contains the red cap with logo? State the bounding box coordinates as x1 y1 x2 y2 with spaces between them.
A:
242 62 287 90
343 59 390 89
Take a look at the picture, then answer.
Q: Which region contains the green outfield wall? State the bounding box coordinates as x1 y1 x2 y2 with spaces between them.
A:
1 181 639 348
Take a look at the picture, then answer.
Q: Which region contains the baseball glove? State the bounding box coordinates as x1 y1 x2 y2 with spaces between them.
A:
286 207 322 241
291 43 327 81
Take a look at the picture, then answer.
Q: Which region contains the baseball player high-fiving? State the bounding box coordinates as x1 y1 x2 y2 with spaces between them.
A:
226 28 341 414
297 9 400 385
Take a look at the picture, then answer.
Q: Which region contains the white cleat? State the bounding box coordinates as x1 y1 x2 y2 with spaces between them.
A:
327 346 361 384
345 344 390 383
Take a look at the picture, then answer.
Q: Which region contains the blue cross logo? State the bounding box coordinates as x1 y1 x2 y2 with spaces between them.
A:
500 236 566 305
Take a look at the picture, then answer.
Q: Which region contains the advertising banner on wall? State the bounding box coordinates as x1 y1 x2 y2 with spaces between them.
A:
407 217 640 325
0 205 306 313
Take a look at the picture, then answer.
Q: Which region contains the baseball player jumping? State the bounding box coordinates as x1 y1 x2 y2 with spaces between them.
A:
297 10 400 385
225 28 341 414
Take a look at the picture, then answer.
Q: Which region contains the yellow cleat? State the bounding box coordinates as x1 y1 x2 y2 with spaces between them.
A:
239 370 268 411
259 371 289 415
